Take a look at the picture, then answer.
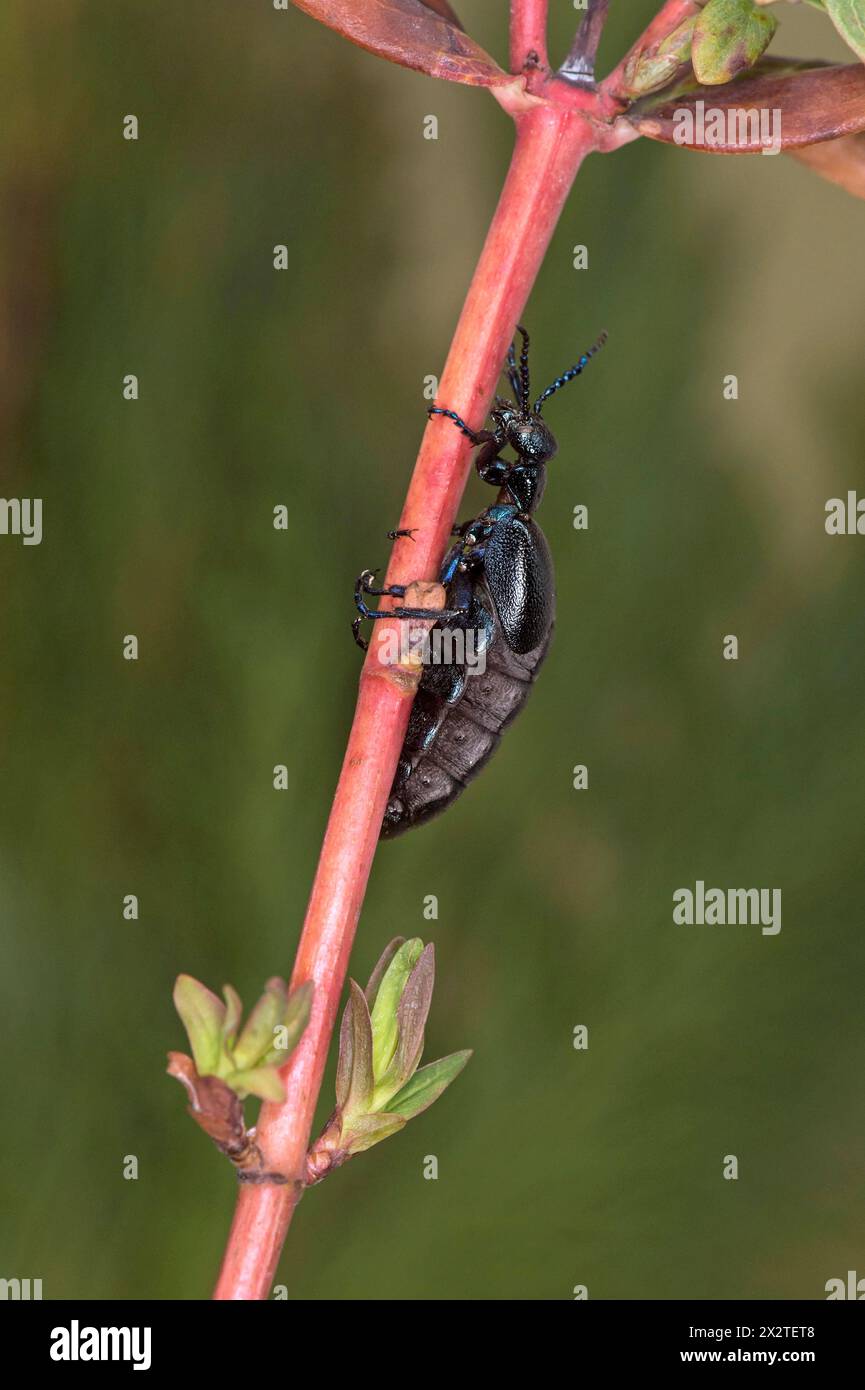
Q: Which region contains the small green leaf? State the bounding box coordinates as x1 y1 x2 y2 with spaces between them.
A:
173 975 226 1076
221 984 243 1057
232 977 287 1070
261 980 312 1064
342 1112 407 1155
372 942 435 1108
364 937 406 1010
392 944 434 1081
624 16 697 98
369 938 423 1080
228 1065 286 1103
692 0 777 85
307 936 472 1181
337 980 375 1120
825 1 865 63
385 1050 472 1120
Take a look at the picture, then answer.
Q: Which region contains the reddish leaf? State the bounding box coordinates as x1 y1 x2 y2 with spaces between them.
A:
167 1052 267 1173
790 130 865 200
290 0 507 86
418 0 464 29
167 1051 246 1149
335 980 374 1116
390 942 435 1087
628 58 865 152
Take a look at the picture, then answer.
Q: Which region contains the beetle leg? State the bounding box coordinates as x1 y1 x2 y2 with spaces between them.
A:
354 568 467 624
427 406 495 447
361 604 469 622
476 453 511 488
353 602 469 651
353 568 471 651
355 568 407 600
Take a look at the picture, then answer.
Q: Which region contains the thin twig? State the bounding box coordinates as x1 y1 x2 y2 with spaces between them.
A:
560 0 611 86
509 0 549 74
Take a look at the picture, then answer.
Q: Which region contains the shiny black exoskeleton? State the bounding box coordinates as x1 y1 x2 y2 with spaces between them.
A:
354 326 607 837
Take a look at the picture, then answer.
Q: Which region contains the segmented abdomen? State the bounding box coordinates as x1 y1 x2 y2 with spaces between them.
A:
380 619 552 838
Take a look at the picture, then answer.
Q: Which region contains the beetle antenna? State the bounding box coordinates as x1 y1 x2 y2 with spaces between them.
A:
516 324 531 412
534 330 608 412
506 340 522 403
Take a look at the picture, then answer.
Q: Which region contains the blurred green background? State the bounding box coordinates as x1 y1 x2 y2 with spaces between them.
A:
2 0 863 1300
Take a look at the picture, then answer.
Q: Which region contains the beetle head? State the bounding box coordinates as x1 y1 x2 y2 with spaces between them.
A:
498 325 607 465
493 404 558 464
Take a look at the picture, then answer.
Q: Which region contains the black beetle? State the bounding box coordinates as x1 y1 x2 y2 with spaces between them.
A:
354 325 607 837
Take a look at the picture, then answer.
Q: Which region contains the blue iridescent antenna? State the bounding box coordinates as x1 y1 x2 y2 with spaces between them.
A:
534 330 608 413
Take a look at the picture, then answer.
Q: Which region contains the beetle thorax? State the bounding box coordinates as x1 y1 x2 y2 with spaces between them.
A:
501 462 546 515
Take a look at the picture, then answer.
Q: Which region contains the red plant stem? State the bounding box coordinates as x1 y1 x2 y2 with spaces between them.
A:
510 0 549 73
212 99 600 1301
211 0 679 1304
